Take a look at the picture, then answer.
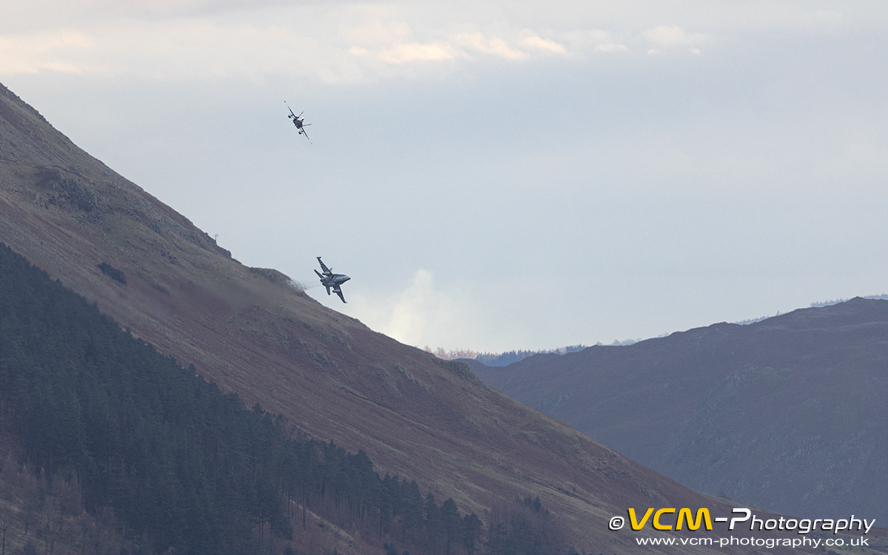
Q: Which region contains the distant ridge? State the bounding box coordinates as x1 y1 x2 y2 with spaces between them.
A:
471 298 888 524
733 294 888 325
428 345 587 366
809 293 888 307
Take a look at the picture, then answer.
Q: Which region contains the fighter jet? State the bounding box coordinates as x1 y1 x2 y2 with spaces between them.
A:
315 257 350 303
285 101 311 142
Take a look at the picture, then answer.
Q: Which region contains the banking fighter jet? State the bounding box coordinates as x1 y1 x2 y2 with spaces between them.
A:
315 257 350 303
285 101 311 142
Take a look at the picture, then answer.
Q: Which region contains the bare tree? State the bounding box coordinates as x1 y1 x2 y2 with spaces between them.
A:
0 504 15 555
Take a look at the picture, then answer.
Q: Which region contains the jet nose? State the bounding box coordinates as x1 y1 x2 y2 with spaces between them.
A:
343 275 351 282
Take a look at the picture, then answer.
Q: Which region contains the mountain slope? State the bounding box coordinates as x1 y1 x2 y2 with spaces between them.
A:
470 299 888 524
0 82 833 554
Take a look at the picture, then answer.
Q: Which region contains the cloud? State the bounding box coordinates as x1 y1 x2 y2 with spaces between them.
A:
642 25 710 52
338 18 413 48
364 30 537 66
1 4 566 83
375 41 460 64
382 269 450 344
452 32 528 60
2 1 735 84
0 31 99 75
519 31 566 54
596 42 630 53
559 29 628 56
348 270 484 350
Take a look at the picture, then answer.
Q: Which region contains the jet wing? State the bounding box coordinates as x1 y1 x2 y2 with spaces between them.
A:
334 285 346 303
317 257 332 275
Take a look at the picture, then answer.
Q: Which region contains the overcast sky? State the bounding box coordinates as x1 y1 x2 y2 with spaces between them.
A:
2 0 886 352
